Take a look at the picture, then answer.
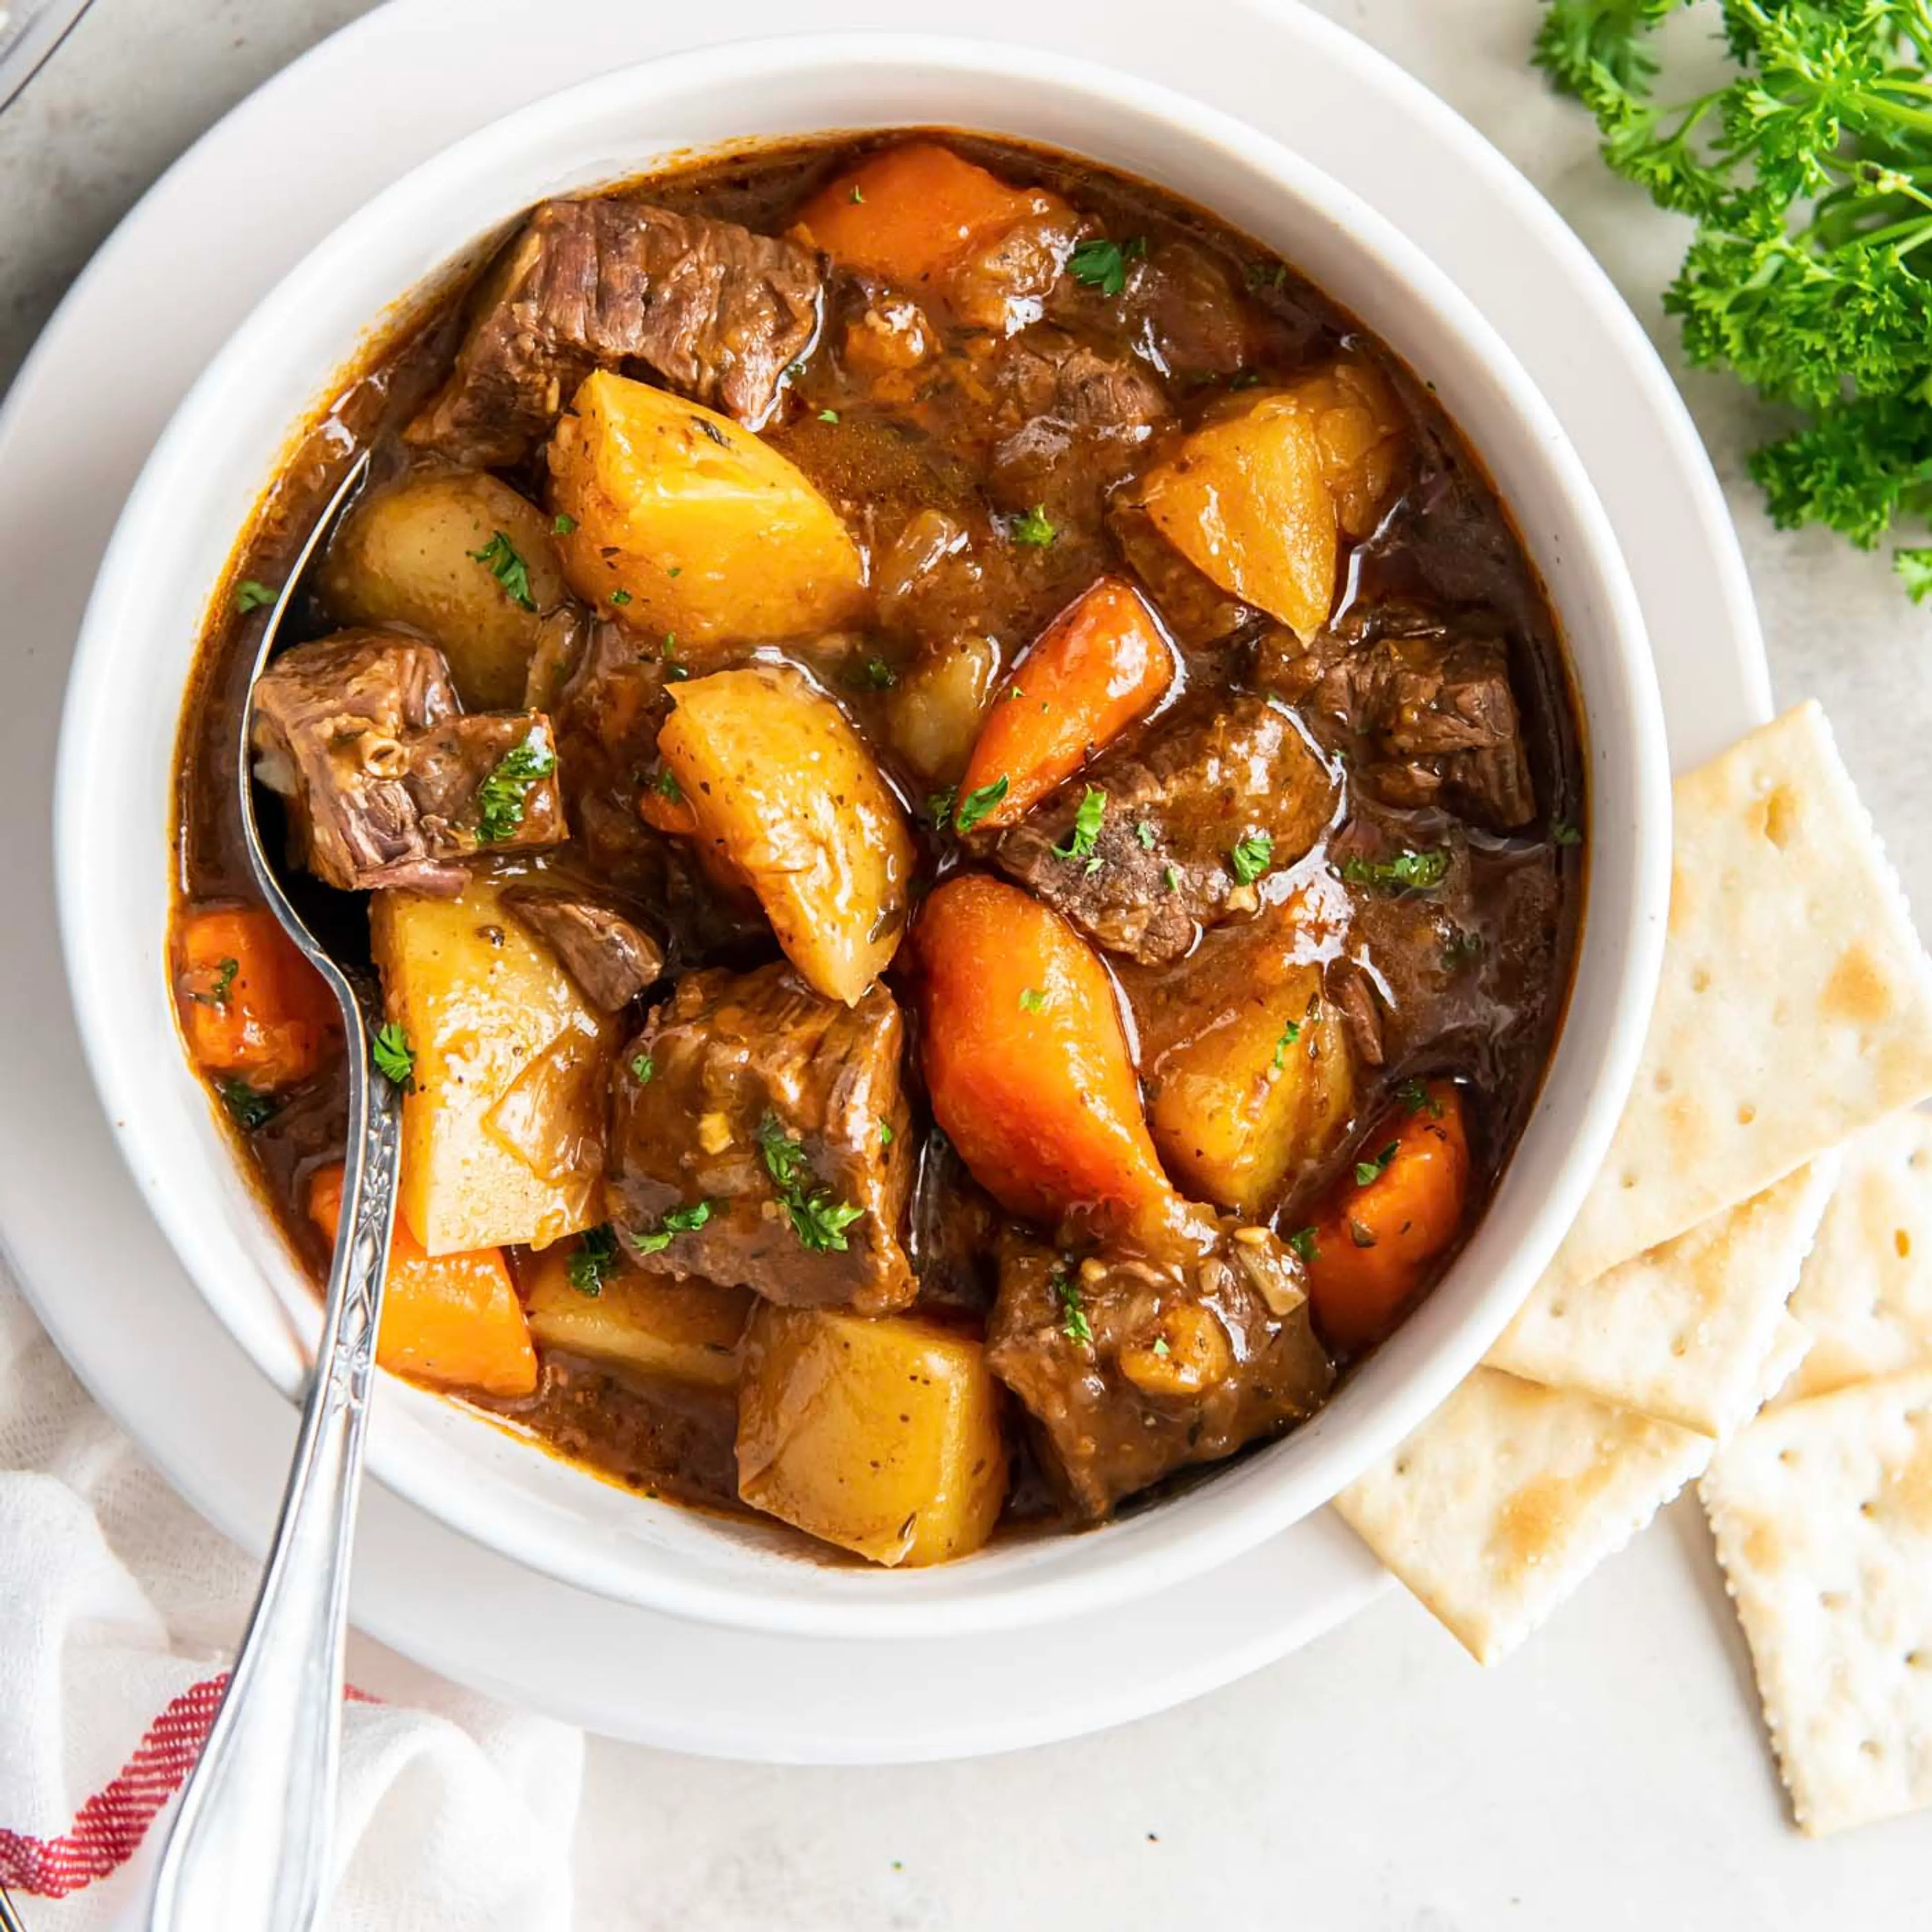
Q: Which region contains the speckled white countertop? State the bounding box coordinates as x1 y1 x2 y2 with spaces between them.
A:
5 3 1929 1926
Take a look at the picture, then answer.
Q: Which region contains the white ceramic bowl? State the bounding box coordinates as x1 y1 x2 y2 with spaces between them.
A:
57 32 1670 1640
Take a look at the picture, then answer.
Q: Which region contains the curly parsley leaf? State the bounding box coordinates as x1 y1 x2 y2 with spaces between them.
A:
1052 1267 1094 1346
1052 785 1107 862
630 1201 712 1254
467 530 538 611
1010 504 1058 547
953 775 1010 834
1343 847 1450 894
568 1225 619 1295
758 1114 865 1253
1228 832 1274 886
218 1079 278 1132
371 1022 416 1089
475 728 556 844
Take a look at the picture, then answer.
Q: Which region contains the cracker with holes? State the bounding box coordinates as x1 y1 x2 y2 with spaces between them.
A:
1781 1110 1932 1404
1334 1367 1714 1664
1486 1159 1837 1434
1543 703 1932 1298
1701 1368 1932 1835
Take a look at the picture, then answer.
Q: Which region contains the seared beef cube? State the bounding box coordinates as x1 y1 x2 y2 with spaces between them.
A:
409 198 823 466
907 1132 1003 1318
502 884 665 1011
1264 623 1536 830
608 963 915 1315
992 692 1337 964
987 329 1168 526
987 1219 1334 1519
249 630 565 894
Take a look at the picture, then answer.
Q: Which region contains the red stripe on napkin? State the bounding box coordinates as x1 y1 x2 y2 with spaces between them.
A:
0 1675 378 1899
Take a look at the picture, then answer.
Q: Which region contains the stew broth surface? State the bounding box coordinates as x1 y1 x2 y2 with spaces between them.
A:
170 131 1583 1561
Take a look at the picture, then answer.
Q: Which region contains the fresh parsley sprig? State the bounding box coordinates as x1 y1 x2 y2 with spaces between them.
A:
758 1114 865 1253
1535 0 1932 596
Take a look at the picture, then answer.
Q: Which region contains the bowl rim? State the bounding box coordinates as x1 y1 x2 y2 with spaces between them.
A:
56 28 1671 1639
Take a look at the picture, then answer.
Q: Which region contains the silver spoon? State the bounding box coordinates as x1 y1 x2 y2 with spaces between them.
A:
150 447 401 1932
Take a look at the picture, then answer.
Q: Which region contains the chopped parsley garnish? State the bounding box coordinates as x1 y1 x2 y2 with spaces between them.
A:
1067 235 1146 297
819 408 841 423
1010 505 1058 547
217 1079 277 1132
1228 832 1274 885
190 956 240 1010
1135 820 1158 850
859 657 897 690
609 589 632 606
1551 817 1583 848
371 1022 416 1089
926 785 958 831
1163 865 1181 892
878 1119 894 1147
475 728 557 844
758 1114 865 1253
953 775 1009 834
1355 1141 1400 1188
1272 1017 1301 1071
567 1225 619 1295
1343 848 1450 893
631 1201 712 1254
1397 1078 1444 1118
235 580 278 614
467 530 537 612
1019 987 1048 1013
1286 1226 1319 1264
1052 1268 1094 1346
630 1053 655 1084
849 184 865 204
1052 785 1107 863
1152 1336 1171 1358
654 766 684 802
552 512 577 536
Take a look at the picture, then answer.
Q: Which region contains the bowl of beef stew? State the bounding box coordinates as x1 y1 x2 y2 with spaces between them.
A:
57 36 1670 1635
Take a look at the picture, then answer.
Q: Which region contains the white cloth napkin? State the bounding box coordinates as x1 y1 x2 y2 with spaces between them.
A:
0 1271 586 1930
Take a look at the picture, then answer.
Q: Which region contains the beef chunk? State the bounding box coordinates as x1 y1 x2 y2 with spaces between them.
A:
987 1218 1334 1520
947 207 1083 335
502 884 665 1011
1264 623 1536 830
991 692 1337 964
250 630 565 894
608 963 915 1315
409 198 823 466
987 329 1168 525
907 1133 1002 1318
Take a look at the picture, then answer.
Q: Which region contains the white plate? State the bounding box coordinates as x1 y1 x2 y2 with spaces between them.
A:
0 0 1766 1761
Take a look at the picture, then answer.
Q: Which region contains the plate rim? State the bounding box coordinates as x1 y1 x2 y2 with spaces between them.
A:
0 0 1765 1760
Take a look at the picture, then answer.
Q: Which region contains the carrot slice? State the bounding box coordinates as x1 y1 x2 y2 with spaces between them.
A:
792 142 1062 288
1302 1081 1471 1353
911 874 1175 1227
955 577 1175 830
308 1162 538 1398
175 903 339 1091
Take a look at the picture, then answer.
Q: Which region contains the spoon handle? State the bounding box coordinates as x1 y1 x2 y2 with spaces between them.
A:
149 1050 404 1932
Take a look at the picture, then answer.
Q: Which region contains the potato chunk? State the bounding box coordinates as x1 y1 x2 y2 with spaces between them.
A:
318 468 569 710
546 369 865 647
736 1304 1009 1566
523 1243 750 1390
1137 360 1403 639
657 665 915 1004
1133 893 1357 1215
372 875 613 1255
